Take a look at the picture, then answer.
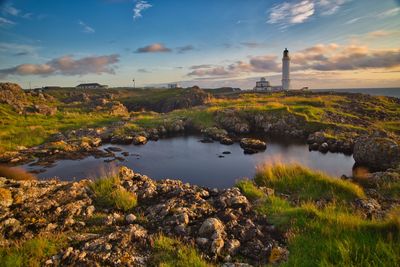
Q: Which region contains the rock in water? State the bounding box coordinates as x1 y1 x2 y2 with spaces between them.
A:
240 138 267 151
353 137 400 170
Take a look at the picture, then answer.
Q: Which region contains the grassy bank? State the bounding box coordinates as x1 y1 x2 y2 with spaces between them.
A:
1 89 399 153
237 164 400 267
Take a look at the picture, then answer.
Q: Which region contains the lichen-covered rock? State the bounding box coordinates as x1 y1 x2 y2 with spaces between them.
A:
133 135 147 145
240 138 267 151
353 137 400 170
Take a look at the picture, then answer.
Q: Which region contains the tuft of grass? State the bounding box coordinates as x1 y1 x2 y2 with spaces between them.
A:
0 235 66 267
89 176 137 212
0 165 36 181
236 179 265 201
149 235 214 267
254 163 365 202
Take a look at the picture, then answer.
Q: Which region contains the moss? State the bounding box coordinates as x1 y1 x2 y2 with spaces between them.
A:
149 235 214 267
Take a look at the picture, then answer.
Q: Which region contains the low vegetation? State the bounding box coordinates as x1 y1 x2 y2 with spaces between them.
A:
89 176 137 212
254 163 365 201
149 235 213 267
0 235 66 267
0 165 36 180
237 163 400 267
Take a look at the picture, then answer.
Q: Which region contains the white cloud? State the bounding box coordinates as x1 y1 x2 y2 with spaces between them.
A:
268 0 347 27
377 7 400 18
2 4 20 16
78 20 95 33
0 17 15 26
133 0 152 20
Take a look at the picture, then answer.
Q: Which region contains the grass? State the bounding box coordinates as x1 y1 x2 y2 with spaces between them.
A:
254 163 365 202
149 235 214 267
0 104 120 153
236 179 265 201
89 175 137 212
0 235 66 267
235 163 400 267
0 165 36 180
257 197 400 267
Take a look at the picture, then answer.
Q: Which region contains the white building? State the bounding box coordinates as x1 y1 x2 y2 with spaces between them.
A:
253 77 272 91
282 48 291 90
167 83 180 89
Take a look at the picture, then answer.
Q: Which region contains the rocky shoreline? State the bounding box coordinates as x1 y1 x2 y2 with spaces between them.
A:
0 166 287 266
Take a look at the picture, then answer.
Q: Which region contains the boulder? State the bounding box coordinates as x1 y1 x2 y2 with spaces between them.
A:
133 136 147 145
240 138 267 151
198 218 225 238
353 137 400 170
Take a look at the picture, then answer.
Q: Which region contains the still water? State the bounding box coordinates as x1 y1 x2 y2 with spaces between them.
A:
26 136 355 188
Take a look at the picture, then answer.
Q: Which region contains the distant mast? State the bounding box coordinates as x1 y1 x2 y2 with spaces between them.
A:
282 48 291 90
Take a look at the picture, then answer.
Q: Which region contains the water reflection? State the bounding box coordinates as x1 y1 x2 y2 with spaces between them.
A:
24 136 355 188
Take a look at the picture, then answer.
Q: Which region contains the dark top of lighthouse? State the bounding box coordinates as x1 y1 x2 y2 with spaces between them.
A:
283 48 289 58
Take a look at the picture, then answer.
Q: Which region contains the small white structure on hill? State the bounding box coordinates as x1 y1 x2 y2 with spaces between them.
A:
253 78 271 91
168 83 180 89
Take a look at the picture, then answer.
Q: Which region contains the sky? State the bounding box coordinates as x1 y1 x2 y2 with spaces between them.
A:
0 0 399 89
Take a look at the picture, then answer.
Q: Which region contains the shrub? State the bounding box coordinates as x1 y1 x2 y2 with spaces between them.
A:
90 176 137 212
0 165 36 181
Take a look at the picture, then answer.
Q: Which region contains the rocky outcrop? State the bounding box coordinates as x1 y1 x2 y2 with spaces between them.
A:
124 87 211 113
353 137 400 170
0 167 286 266
0 83 27 113
240 138 267 154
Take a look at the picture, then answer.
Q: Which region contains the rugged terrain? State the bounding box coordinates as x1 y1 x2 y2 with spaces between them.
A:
0 83 400 266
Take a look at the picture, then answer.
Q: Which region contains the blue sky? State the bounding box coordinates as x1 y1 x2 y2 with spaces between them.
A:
0 0 399 89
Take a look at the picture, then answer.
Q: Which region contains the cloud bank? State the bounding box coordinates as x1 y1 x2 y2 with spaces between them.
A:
0 54 120 77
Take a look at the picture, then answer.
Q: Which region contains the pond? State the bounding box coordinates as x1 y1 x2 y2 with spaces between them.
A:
24 135 355 188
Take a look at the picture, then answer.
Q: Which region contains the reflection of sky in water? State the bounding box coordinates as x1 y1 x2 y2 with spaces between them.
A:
23 136 355 188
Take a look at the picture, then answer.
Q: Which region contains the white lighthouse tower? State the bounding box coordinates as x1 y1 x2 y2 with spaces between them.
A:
282 48 291 90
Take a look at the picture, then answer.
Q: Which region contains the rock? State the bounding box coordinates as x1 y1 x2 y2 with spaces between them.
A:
26 104 57 116
220 137 234 145
318 142 329 153
133 135 147 145
108 102 129 116
240 138 267 151
224 239 241 255
0 188 13 207
198 218 225 238
222 151 231 154
125 214 137 224
353 137 400 170
211 237 224 255
119 166 135 180
86 206 95 217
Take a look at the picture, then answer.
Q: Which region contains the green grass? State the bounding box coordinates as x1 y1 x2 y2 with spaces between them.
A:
254 163 365 202
236 179 265 201
149 235 214 267
257 197 400 267
0 235 66 267
235 163 400 267
89 176 137 212
0 104 119 153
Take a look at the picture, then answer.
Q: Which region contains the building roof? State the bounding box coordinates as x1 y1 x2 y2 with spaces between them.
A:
76 83 102 87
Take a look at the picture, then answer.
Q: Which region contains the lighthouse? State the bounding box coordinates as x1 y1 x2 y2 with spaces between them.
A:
282 48 291 90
